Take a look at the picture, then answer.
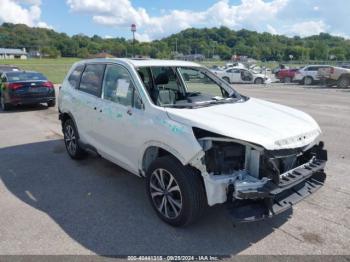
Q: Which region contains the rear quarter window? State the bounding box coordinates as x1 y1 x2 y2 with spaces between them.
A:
68 64 85 89
79 64 106 97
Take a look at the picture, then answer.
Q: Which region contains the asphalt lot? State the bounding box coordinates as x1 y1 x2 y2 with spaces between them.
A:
0 83 349 256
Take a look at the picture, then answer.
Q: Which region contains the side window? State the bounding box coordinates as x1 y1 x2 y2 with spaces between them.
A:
151 67 182 92
79 64 106 96
102 64 140 107
68 64 85 89
137 67 153 93
307 66 317 71
180 68 223 97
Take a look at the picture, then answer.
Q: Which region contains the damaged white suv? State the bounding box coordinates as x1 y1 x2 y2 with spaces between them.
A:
58 59 327 227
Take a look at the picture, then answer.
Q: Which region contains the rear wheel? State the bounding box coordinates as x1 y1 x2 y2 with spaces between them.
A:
0 95 10 111
304 76 313 85
47 100 56 107
283 77 292 83
63 119 87 160
146 156 206 227
337 77 350 88
222 77 230 84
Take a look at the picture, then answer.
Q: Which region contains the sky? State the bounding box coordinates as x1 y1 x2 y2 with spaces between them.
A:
0 0 349 41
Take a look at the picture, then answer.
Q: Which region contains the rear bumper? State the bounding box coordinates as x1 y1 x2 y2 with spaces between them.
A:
6 96 55 105
228 147 327 223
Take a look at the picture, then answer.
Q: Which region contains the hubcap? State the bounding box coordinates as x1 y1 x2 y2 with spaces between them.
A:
340 79 348 88
150 169 182 219
305 78 312 85
65 125 77 155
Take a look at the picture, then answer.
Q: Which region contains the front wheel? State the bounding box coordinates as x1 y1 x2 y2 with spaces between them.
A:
338 77 349 88
254 78 264 84
146 156 207 227
304 76 313 85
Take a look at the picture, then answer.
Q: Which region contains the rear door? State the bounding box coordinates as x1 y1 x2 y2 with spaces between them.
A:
73 63 106 146
227 69 241 82
306 66 320 80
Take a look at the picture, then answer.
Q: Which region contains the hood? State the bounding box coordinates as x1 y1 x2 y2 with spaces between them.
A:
166 98 321 150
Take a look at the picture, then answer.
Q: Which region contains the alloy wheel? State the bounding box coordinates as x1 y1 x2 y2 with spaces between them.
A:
65 124 77 156
304 77 313 85
150 168 183 219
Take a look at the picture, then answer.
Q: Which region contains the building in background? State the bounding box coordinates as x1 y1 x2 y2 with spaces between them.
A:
0 48 28 60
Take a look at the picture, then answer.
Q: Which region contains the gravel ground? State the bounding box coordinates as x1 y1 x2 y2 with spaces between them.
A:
0 83 349 256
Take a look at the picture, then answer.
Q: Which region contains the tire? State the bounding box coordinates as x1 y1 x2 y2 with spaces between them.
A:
254 78 263 84
0 95 11 111
337 77 350 89
222 77 230 84
283 77 292 83
63 119 87 160
146 156 207 227
47 100 56 107
304 76 313 85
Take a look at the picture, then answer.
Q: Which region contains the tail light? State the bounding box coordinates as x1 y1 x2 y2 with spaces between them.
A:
7 83 24 90
42 81 54 88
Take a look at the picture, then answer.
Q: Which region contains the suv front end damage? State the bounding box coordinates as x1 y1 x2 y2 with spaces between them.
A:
190 129 327 222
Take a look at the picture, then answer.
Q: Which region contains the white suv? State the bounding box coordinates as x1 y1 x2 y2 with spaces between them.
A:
58 59 327 227
294 65 330 85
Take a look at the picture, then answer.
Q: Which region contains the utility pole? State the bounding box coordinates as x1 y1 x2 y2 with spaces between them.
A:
131 24 136 58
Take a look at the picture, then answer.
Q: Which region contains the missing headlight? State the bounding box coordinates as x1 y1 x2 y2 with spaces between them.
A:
205 141 245 175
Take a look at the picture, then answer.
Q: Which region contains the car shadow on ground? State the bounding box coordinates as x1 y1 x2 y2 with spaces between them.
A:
0 104 49 114
0 140 291 256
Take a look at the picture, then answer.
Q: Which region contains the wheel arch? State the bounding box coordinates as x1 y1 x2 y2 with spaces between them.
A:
139 142 188 176
254 77 264 84
59 111 80 139
339 73 350 80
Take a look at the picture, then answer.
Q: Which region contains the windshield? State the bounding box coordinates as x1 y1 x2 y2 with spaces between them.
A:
6 72 47 82
137 66 243 108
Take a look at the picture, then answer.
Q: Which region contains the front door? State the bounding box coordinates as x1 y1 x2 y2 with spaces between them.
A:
95 64 145 173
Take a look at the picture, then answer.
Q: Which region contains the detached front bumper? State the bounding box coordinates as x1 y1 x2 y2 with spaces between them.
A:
228 147 327 222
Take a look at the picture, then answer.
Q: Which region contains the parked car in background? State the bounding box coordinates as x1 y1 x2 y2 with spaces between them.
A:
59 58 327 226
0 71 55 110
294 65 330 85
0 65 20 74
318 66 350 88
272 64 289 75
213 67 270 84
226 62 246 69
276 68 298 83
